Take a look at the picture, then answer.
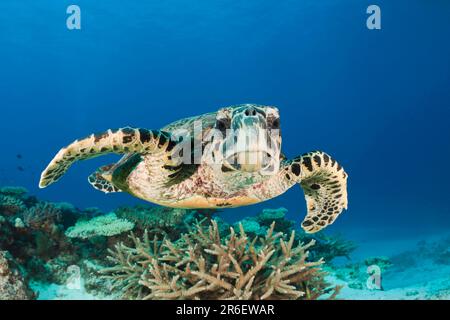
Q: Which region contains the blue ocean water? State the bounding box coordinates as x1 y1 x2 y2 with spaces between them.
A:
1 0 449 244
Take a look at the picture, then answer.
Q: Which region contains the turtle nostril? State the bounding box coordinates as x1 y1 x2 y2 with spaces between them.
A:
244 107 257 117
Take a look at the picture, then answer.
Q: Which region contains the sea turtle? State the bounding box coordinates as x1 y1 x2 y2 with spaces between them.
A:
39 104 348 233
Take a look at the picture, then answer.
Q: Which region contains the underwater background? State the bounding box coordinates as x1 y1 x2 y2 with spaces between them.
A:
0 0 449 299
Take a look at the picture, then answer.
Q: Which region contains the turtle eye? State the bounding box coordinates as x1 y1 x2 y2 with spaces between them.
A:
272 118 280 129
215 119 229 133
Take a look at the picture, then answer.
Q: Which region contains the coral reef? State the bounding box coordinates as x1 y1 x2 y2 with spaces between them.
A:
115 205 188 230
364 256 392 272
65 213 135 239
379 236 450 276
0 251 34 300
232 208 292 237
416 237 450 266
114 205 216 240
0 186 97 298
81 260 118 298
329 234 450 299
103 220 340 300
302 232 357 262
332 256 393 291
0 186 29 197
0 194 26 216
230 207 356 263
0 186 356 300
234 218 264 236
256 208 294 232
23 202 62 234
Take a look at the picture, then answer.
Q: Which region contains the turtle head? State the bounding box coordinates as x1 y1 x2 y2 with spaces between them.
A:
211 104 282 175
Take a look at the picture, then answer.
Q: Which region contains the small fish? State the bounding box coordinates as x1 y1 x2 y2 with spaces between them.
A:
17 166 25 172
16 154 23 159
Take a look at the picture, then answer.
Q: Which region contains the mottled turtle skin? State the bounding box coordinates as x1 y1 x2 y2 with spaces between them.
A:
40 104 348 233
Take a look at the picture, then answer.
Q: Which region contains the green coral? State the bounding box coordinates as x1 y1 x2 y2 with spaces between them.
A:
303 232 357 262
14 218 25 229
332 264 367 290
0 195 26 215
115 205 188 230
53 202 77 213
255 207 294 232
258 207 288 221
65 213 135 239
233 218 263 236
332 256 392 291
0 186 28 197
364 256 392 272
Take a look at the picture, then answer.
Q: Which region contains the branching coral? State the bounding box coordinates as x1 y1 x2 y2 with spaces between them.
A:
23 202 62 233
102 220 340 300
0 185 356 300
0 195 26 216
227 207 356 263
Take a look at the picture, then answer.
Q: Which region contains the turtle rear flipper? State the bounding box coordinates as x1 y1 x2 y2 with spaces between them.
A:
39 127 178 188
284 151 348 233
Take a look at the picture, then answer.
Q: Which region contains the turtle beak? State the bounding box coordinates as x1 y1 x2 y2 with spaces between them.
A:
222 124 280 174
211 104 281 175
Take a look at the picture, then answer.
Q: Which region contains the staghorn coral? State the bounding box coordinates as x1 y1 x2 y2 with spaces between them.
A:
65 213 135 239
234 207 356 262
102 220 340 300
0 185 358 300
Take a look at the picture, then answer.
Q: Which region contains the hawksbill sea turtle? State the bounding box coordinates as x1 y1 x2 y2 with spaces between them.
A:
39 104 348 233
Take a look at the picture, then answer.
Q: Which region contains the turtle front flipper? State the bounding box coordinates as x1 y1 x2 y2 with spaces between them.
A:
283 151 348 233
39 127 178 188
88 164 122 194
